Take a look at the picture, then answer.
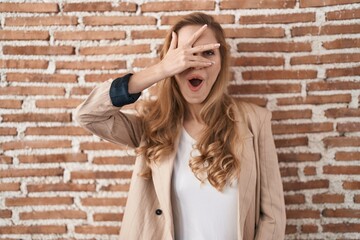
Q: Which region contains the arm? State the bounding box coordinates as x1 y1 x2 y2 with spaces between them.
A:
255 111 286 240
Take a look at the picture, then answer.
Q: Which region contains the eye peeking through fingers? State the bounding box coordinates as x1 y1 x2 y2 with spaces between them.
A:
203 50 215 57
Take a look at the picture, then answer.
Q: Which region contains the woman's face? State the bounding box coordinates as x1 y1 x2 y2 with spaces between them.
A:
174 25 221 105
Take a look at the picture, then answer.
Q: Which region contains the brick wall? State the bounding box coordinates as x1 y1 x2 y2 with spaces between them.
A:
0 0 359 239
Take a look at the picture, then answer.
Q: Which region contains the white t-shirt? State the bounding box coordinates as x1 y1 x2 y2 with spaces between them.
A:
171 128 238 240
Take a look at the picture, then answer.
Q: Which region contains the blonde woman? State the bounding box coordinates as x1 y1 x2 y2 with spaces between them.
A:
75 12 286 240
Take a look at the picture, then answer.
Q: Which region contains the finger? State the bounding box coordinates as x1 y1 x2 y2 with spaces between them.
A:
189 43 220 54
186 24 208 47
169 31 177 50
188 55 214 64
187 60 213 69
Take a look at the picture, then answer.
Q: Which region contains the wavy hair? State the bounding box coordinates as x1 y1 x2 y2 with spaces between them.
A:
137 12 241 191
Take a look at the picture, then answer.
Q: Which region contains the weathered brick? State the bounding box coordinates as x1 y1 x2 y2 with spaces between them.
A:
292 24 360 37
93 156 135 165
131 29 167 39
238 42 311 52
272 122 333 134
63 2 112 12
327 8 360 20
0 168 63 178
27 183 95 192
280 167 298 177
0 225 66 234
313 194 345 203
231 57 284 66
0 128 17 136
278 153 321 162
0 183 20 192
25 126 90 136
142 1 215 12
0 155 12 164
287 209 320 219
93 213 123 221
291 53 360 65
275 137 308 148
355 195 360 203
71 171 132 180
343 181 360 190
111 2 137 12
225 27 284 38
132 57 160 68
2 113 71 123
240 12 315 24
285 194 306 204
303 166 317 176
325 108 360 118
300 0 360 8
234 97 268 107
0 30 49 40
323 165 360 174
308 81 360 91
277 94 351 105
36 99 83 108
323 208 360 218
7 73 77 83
6 197 72 206
0 210 12 218
337 122 360 132
323 39 360 50
0 3 58 12
324 136 360 148
81 197 127 206
220 0 296 9
20 210 87 220
80 142 125 151
242 70 317 80
0 59 48 69
0 99 22 109
286 225 297 234
56 61 126 70
79 44 151 55
83 16 156 26
70 87 93 96
5 16 77 26
75 225 120 235
327 66 360 78
3 46 74 55
272 110 312 120
161 14 235 25
100 184 130 192
323 223 360 233
2 140 71 150
301 224 318 233
85 73 124 82
283 180 329 191
335 152 360 161
228 83 301 94
18 153 87 164
54 31 126 40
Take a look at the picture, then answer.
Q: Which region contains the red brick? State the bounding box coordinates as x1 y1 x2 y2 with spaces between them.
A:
2 113 71 123
324 136 360 148
272 122 333 135
18 153 87 164
307 81 360 91
83 16 156 26
275 137 308 148
280 167 298 177
272 110 312 120
323 223 360 233
0 30 49 40
240 12 315 24
5 16 77 26
100 184 130 192
323 39 360 50
80 142 125 151
63 2 112 12
303 166 317 176
79 44 151 55
343 181 360 190
27 183 95 192
161 14 235 25
355 195 360 203
54 31 126 40
323 165 360 175
7 73 77 83
70 87 93 96
0 210 12 218
132 57 160 68
231 57 284 66
75 225 120 235
284 194 305 204
235 97 268 107
291 53 360 65
0 155 12 164
0 225 66 234
93 156 135 165
0 128 17 136
131 30 167 39
242 70 317 80
327 66 360 78
292 24 360 37
0 99 22 109
0 3 58 12
112 2 137 12
0 168 63 178
0 59 48 69
20 210 87 220
238 42 311 52
93 213 123 221
312 194 344 203
81 197 126 206
327 9 360 21
228 83 301 95
337 122 360 132
301 224 318 233
277 94 351 105
2 140 71 150
220 0 296 9
36 99 83 108
142 1 215 12
287 209 320 219
286 225 297 234
283 180 329 191
6 197 72 206
325 108 360 118
335 152 360 161
300 0 360 8
56 61 126 70
323 209 360 218
85 73 125 83
225 27 285 38
71 171 132 180
3 46 74 55
278 153 321 163
25 126 89 136
0 182 20 192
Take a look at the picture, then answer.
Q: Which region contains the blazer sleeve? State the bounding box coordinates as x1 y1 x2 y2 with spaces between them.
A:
255 111 286 240
73 74 143 148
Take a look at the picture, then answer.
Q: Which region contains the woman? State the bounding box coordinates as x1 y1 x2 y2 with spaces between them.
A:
75 12 286 240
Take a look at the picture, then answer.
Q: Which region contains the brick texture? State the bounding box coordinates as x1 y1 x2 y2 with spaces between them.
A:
0 0 359 239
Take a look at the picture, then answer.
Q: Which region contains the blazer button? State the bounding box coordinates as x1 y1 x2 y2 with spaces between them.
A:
155 209 162 215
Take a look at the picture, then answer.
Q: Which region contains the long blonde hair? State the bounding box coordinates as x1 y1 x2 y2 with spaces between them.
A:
137 12 240 191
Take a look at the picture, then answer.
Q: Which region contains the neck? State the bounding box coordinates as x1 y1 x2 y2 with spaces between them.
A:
184 103 203 124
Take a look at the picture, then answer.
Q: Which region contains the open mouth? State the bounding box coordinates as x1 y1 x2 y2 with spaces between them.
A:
187 74 205 91
189 78 203 87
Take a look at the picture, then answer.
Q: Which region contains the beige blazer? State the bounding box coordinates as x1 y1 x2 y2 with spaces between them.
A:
74 79 286 240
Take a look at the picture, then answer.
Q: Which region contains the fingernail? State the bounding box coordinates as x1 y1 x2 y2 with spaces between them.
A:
203 24 207 28
215 43 220 47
